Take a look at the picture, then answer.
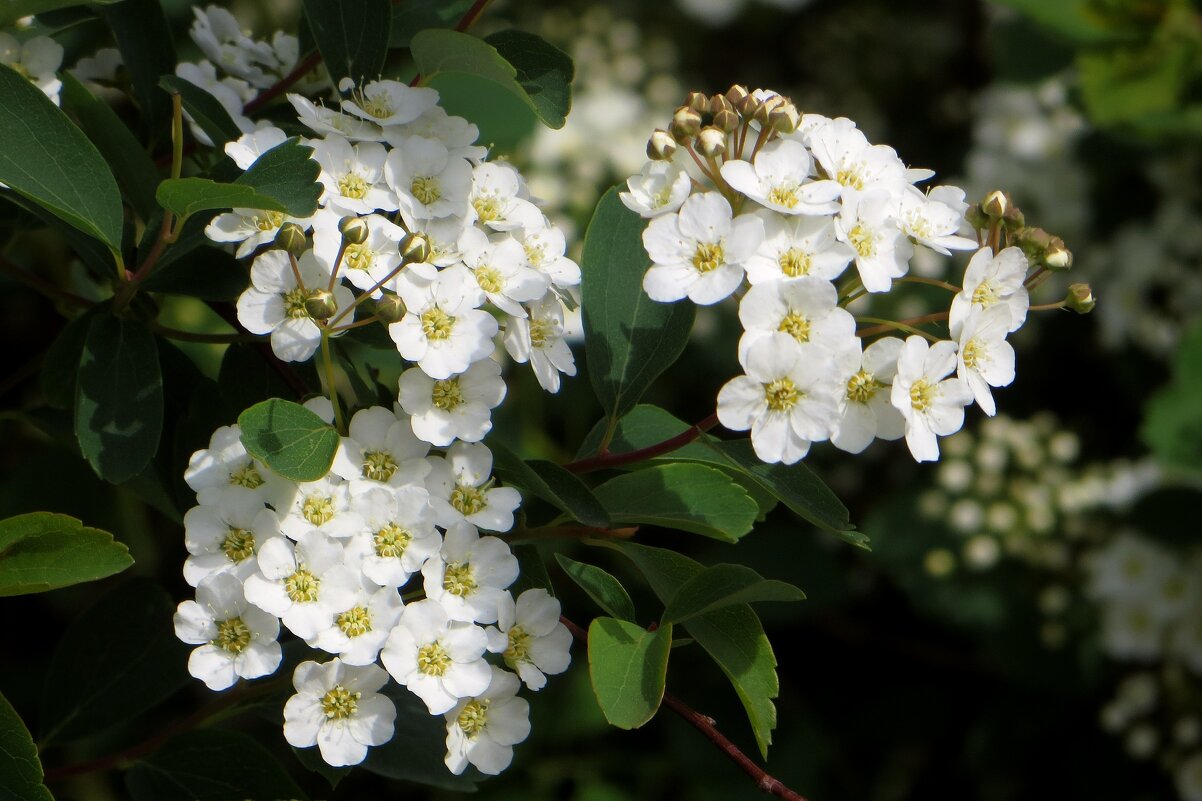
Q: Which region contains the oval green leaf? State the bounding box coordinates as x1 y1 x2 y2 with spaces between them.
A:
490 438 610 528
556 553 637 622
238 398 339 482
592 463 758 542
0 691 53 801
661 563 805 625
588 617 672 730
484 30 573 128
0 512 132 597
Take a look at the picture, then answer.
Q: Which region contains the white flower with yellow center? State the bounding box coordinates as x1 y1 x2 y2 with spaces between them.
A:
721 139 842 217
311 578 403 665
330 405 432 492
807 116 908 195
174 573 281 691
0 32 64 104
835 188 913 293
284 659 396 767
385 104 486 162
313 212 406 295
397 359 507 447
510 216 581 290
339 77 439 126
426 443 522 533
620 159 692 218
504 296 577 393
890 336 973 462
486 589 572 691
345 486 441 588
422 522 519 625
279 476 364 540
642 192 764 306
183 424 295 509
444 666 531 776
385 136 473 226
466 162 537 231
183 496 279 587
716 333 841 464
743 212 854 285
956 305 1015 416
243 529 359 640
458 228 550 317
830 336 906 454
391 265 498 380
235 249 355 363
380 598 492 714
895 185 977 255
736 277 856 364
311 134 396 216
949 246 1029 339
206 206 298 258
288 94 383 142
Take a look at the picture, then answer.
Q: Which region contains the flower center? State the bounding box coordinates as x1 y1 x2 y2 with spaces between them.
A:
421 308 455 340
283 287 316 319
360 92 393 119
778 312 811 343
285 567 320 603
411 176 442 206
909 378 935 412
431 377 464 411
443 562 477 597
228 463 264 489
321 685 360 720
338 172 369 200
302 494 336 526
475 266 503 294
529 318 552 350
473 195 502 222
764 378 800 412
362 450 399 482
971 280 1000 307
220 527 256 563
254 211 284 232
373 523 412 558
213 616 251 654
847 224 876 258
835 165 865 190
651 185 674 208
450 484 486 516
523 241 546 267
692 242 724 274
846 369 881 404
767 184 800 209
344 242 375 271
417 642 451 676
961 338 984 370
456 699 490 738
336 605 372 638
778 248 812 277
504 625 532 666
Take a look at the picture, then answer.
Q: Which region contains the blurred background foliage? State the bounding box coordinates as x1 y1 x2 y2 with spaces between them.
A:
4 0 1202 799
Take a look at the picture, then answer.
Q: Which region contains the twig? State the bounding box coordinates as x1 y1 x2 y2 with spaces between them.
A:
243 51 323 115
563 412 720 474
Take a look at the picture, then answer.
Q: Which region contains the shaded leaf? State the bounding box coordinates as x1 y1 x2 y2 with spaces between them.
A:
159 75 242 149
303 0 391 88
235 137 321 217
41 304 107 409
0 512 132 597
484 30 573 128
126 729 308 801
490 439 610 528
0 691 53 801
361 686 479 790
140 245 248 301
661 563 804 625
390 0 474 47
556 553 636 621
102 0 176 134
238 398 339 482
588 617 672 729
0 0 117 27
592 463 757 542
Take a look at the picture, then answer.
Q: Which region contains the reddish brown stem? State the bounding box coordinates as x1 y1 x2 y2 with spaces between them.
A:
563 412 719 474
243 51 323 115
855 310 950 339
560 617 809 801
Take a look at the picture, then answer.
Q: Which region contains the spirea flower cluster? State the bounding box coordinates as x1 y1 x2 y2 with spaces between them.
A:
621 86 1081 464
168 6 580 775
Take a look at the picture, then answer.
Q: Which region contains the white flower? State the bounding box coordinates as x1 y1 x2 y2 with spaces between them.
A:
736 277 856 363
189 5 278 87
70 47 122 83
467 162 537 230
0 33 64 104
716 333 841 464
330 405 431 491
510 217 581 290
380 598 492 714
174 61 254 145
311 579 404 665
385 136 473 225
314 212 407 295
183 425 294 509
339 78 439 126
459 228 550 316
422 522 519 624
391 265 498 380
720 139 841 216
243 529 359 640
279 475 365 540
345 486 441 588
284 659 396 767
743 213 854 284
288 94 383 141
504 295 577 393
312 134 396 216
956 305 1016 416
831 336 906 454
174 573 281 691
235 249 355 363
890 336 974 462
397 359 507 446
836 188 913 293
387 105 486 162
224 126 289 170
444 667 531 775
620 160 692 218
949 247 1029 339
486 589 572 691
183 497 278 587
206 207 295 258
808 116 908 195
895 185 977 255
426 443 522 532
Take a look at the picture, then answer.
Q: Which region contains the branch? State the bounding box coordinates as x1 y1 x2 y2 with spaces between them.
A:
560 617 809 801
243 50 323 116
563 412 719 474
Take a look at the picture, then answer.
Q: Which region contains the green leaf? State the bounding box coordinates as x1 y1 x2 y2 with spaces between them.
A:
581 187 695 421
75 315 164 483
489 439 610 528
1078 39 1193 128
361 687 478 790
236 138 322 217
155 178 286 220
303 0 391 88
0 512 132 597
510 543 554 597
588 617 672 729
0 691 53 801
41 579 190 743
41 305 107 409
991 0 1143 45
126 729 309 801
159 75 243 149
0 64 123 250
484 30 573 129
1143 322 1202 471
661 563 804 625
238 398 339 482
390 0 474 47
140 245 248 301
60 72 160 218
601 541 779 758
592 463 758 542
556 553 636 621
102 0 177 133
0 0 118 27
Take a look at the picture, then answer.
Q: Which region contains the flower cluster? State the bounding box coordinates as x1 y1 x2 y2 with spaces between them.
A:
621 86 1083 464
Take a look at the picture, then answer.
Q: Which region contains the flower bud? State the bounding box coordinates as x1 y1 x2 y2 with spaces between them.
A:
685 91 709 113
399 231 432 264
965 203 989 232
709 94 734 116
752 95 783 126
1064 283 1094 314
373 293 406 324
670 106 703 141
981 190 1008 219
274 222 307 258
304 289 338 321
338 215 370 245
1045 237 1073 270
769 100 800 134
696 126 726 159
1002 203 1025 231
713 107 740 133
726 84 752 114
1017 227 1053 263
647 129 677 160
